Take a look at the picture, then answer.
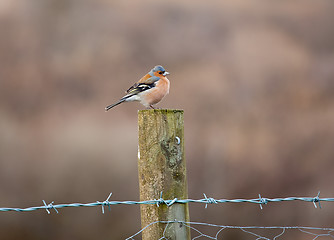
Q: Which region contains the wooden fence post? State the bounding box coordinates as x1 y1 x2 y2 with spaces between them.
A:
138 109 190 240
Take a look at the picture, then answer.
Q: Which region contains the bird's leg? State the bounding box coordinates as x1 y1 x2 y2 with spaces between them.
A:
150 105 155 109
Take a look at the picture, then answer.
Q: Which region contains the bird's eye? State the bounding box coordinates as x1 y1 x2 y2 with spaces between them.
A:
159 71 164 74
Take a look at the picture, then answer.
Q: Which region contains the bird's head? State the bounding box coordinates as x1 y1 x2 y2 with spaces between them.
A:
150 65 170 77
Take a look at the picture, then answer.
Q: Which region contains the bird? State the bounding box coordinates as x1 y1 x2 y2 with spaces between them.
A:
105 65 170 111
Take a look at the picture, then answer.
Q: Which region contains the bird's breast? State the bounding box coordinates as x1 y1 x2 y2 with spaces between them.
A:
141 78 170 105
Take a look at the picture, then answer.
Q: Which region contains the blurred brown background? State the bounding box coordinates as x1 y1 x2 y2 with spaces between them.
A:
1 0 334 239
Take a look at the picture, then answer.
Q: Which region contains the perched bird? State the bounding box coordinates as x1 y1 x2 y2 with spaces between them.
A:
105 65 170 111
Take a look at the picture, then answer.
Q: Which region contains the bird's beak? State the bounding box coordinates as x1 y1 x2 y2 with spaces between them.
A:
163 72 170 76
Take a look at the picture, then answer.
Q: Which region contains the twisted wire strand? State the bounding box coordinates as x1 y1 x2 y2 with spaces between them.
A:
1 192 333 239
1 192 333 213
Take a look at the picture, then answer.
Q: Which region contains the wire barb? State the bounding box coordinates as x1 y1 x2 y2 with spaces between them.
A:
155 191 167 207
42 200 58 214
203 193 218 208
313 191 322 209
100 192 113 214
258 194 268 210
167 198 178 207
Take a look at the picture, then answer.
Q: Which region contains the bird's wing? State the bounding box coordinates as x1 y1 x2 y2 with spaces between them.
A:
121 82 155 101
126 76 160 93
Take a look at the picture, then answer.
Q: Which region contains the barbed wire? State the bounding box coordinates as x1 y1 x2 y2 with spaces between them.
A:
2 192 334 239
0 191 333 214
126 220 334 240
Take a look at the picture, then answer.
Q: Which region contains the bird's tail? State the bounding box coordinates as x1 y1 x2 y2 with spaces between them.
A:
105 99 126 111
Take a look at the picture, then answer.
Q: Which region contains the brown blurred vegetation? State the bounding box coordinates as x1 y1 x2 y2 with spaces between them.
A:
1 0 334 239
